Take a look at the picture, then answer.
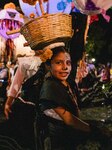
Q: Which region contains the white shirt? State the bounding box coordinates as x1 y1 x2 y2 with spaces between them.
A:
7 56 42 98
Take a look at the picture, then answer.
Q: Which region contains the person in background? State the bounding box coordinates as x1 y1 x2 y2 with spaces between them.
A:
102 64 110 83
110 63 112 81
0 62 8 100
0 62 8 80
97 64 110 83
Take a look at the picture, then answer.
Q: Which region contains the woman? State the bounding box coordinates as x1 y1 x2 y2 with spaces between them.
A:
3 49 51 150
39 46 91 150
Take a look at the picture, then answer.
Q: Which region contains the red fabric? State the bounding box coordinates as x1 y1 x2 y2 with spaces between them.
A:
89 15 99 24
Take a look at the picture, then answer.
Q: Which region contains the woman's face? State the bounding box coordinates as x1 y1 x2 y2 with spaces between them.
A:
50 52 71 81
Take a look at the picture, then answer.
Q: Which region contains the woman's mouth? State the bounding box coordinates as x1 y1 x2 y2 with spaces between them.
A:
59 72 69 77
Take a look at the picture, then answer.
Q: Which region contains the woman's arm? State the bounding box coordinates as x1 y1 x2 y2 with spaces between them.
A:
7 64 24 98
54 107 91 132
4 64 24 119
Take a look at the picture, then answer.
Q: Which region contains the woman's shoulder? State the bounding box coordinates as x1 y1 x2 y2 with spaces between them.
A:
40 77 68 103
41 77 66 97
42 77 59 89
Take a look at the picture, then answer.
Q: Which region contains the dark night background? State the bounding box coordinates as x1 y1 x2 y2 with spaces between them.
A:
0 0 19 8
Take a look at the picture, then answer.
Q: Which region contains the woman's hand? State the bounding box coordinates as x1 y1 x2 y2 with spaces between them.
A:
4 96 14 119
4 103 12 119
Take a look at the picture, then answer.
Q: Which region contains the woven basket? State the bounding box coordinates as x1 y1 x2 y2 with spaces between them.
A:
20 2 73 50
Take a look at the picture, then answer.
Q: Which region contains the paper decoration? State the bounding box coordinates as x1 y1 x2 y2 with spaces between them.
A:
19 0 73 17
0 8 24 39
74 0 112 15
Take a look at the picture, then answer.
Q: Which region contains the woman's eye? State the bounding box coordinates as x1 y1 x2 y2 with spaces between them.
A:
67 60 71 65
56 61 61 64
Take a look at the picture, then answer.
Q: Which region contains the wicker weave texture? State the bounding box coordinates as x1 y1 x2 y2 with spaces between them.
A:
21 13 73 50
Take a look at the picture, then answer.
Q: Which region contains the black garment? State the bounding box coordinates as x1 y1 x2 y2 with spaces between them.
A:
39 77 85 150
40 76 79 116
21 63 46 105
0 99 36 150
69 12 87 79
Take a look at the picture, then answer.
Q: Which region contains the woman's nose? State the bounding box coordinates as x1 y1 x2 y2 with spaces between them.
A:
62 63 67 70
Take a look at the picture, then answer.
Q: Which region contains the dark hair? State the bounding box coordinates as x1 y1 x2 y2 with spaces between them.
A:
46 46 68 66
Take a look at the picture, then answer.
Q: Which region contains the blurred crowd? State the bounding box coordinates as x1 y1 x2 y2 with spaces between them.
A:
0 56 20 101
76 59 112 93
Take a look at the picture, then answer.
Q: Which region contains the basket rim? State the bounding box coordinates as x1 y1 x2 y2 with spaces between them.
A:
30 36 72 50
21 13 71 29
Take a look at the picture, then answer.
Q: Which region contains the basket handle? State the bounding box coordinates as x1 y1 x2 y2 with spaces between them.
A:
38 0 45 15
